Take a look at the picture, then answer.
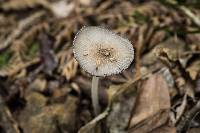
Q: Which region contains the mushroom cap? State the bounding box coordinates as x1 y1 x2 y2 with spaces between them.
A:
73 26 134 77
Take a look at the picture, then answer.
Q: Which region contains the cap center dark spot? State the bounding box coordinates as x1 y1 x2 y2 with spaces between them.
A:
95 48 117 70
98 48 112 58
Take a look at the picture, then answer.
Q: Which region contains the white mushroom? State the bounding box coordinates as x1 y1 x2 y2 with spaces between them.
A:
73 26 134 115
73 26 134 76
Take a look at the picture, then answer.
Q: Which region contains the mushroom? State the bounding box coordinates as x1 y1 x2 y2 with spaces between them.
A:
73 26 134 115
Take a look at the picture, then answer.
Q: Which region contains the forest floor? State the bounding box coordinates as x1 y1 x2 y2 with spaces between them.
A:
0 0 200 133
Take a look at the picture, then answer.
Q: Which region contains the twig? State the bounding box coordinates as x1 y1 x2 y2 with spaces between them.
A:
0 96 20 133
179 6 200 27
176 100 200 133
175 93 187 124
78 108 110 133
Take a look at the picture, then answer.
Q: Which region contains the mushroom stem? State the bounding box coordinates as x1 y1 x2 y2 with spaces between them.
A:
91 76 100 115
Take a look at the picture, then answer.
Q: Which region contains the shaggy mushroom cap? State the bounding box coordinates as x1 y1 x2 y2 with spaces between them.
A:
73 26 134 77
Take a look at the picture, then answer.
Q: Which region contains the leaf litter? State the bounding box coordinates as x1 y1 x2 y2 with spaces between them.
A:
0 0 200 133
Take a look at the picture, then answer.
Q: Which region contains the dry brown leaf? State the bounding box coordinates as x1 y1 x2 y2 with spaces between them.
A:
129 112 174 133
128 74 172 132
142 37 185 67
189 128 200 133
57 49 78 81
174 83 195 124
1 0 49 10
133 2 164 17
186 83 195 100
106 81 137 132
29 78 47 92
0 11 45 51
151 124 176 133
186 33 200 46
155 37 186 63
149 31 166 49
18 93 78 133
186 60 200 80
60 58 78 81
0 58 39 77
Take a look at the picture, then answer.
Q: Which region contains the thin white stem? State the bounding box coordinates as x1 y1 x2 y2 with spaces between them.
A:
91 76 100 115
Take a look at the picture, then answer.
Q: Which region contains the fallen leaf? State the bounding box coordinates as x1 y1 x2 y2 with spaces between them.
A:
78 79 138 133
106 81 137 132
128 74 172 132
154 37 186 63
151 124 176 133
186 60 200 80
0 0 49 10
189 128 200 133
29 78 47 92
61 58 78 81
18 93 78 133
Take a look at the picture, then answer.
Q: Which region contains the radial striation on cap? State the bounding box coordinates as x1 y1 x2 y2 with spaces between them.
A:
73 26 134 77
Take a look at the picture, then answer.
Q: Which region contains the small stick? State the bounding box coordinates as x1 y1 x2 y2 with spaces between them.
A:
177 100 200 133
91 76 100 115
